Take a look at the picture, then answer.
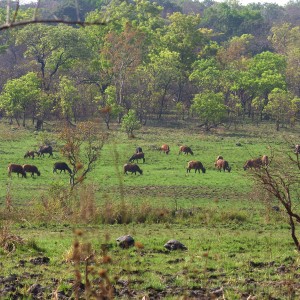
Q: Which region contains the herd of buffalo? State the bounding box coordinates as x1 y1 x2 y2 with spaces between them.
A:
7 143 300 179
123 144 274 176
8 145 72 178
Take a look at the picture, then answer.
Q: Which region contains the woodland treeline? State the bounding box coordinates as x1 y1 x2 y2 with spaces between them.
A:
1 0 300 130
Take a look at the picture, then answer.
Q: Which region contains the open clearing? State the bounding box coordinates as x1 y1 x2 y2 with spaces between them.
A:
0 121 299 299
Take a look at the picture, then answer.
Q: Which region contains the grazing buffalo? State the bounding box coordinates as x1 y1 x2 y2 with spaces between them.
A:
160 144 170 154
23 164 41 177
24 151 36 159
179 146 193 155
53 162 72 174
215 159 231 172
129 152 145 163
8 163 27 178
243 158 262 170
186 161 206 174
123 163 143 175
295 144 300 154
37 145 53 158
136 147 143 153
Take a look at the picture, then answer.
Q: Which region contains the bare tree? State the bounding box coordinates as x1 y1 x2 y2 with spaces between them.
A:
255 149 300 251
59 121 108 189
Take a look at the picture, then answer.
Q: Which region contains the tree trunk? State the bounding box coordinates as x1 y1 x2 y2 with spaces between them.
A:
23 111 26 127
276 120 280 131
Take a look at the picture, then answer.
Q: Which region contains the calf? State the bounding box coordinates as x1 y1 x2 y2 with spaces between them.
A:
179 146 193 155
160 144 170 154
53 162 72 174
23 164 41 177
123 163 143 175
215 159 231 172
37 145 53 158
129 152 145 163
8 163 27 178
186 161 206 174
24 150 36 159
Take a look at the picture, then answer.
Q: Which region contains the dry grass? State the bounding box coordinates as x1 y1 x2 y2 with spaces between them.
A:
0 223 25 254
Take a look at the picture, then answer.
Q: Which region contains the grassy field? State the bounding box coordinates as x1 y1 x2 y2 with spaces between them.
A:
0 120 300 299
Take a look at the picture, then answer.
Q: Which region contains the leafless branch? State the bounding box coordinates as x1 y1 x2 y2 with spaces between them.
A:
0 19 106 31
1 0 107 31
254 149 300 251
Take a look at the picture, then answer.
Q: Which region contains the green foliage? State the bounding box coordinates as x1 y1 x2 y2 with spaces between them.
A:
57 76 80 121
191 92 226 130
16 24 90 90
190 58 222 92
121 109 141 137
263 88 300 130
0 72 41 125
161 12 207 69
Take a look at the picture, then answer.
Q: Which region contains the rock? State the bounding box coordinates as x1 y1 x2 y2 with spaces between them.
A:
164 240 187 251
116 235 135 249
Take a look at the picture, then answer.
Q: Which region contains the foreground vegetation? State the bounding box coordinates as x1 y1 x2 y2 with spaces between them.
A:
0 120 300 299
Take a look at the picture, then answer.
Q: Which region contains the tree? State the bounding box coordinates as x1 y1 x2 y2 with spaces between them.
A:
191 92 226 131
190 58 222 93
16 24 90 91
59 122 108 188
255 150 300 251
246 51 287 120
121 109 141 138
100 22 145 116
137 50 181 119
98 85 123 129
0 72 41 126
56 76 80 122
263 88 300 130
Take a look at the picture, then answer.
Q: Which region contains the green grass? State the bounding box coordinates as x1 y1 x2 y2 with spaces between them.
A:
0 120 300 299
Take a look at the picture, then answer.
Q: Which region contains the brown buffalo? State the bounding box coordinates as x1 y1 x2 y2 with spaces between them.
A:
23 164 41 177
160 144 170 154
243 158 262 170
215 159 231 172
129 152 145 163
186 161 206 174
124 163 143 175
24 151 36 159
8 163 27 178
179 146 193 155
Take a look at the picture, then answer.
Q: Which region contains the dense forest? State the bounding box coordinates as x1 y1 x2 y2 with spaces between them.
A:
1 0 300 130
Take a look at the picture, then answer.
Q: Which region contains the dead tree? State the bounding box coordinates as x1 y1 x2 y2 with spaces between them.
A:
254 150 300 251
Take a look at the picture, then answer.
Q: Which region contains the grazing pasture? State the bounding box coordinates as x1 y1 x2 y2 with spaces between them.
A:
0 121 299 299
